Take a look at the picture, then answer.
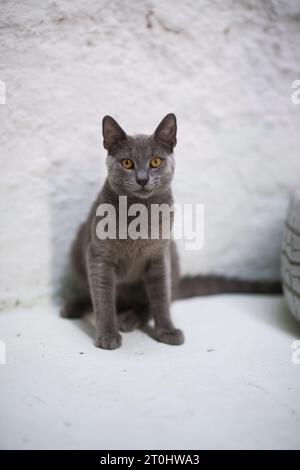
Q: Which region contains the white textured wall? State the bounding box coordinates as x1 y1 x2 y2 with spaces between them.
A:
1 0 300 308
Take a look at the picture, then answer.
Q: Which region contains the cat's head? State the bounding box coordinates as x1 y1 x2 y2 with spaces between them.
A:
102 114 177 198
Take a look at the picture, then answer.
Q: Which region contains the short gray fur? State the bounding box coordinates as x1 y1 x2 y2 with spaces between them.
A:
62 114 282 350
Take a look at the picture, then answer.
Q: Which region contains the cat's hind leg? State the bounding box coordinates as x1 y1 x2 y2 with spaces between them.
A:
117 306 150 332
61 223 92 319
60 296 92 319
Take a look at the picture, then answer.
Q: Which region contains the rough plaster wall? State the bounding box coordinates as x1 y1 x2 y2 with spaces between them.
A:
1 0 300 308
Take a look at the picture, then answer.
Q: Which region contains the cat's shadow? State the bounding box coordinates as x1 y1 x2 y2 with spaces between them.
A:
65 302 158 345
70 296 300 346
73 313 159 343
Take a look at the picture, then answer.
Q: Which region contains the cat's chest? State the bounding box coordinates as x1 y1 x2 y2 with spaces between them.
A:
115 238 166 282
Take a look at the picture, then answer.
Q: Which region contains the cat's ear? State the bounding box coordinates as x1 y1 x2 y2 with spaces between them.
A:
102 115 127 152
154 113 177 150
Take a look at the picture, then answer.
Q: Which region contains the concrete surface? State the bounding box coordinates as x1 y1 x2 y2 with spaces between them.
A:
0 294 300 450
1 0 300 309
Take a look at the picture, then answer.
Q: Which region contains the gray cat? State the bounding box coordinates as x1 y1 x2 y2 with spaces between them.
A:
61 114 281 350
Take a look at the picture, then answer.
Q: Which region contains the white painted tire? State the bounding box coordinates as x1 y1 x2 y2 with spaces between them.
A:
281 190 300 322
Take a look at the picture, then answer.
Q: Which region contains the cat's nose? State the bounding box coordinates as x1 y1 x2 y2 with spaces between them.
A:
136 172 149 188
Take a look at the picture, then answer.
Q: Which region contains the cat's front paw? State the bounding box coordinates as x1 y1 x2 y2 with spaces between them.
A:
155 328 185 346
95 330 122 350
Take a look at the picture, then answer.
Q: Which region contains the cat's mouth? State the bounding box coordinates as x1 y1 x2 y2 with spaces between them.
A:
134 187 153 197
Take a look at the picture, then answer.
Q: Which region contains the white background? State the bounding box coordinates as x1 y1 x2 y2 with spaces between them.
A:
1 0 300 309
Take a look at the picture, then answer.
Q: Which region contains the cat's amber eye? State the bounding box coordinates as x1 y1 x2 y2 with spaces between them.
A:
121 159 134 169
150 157 162 168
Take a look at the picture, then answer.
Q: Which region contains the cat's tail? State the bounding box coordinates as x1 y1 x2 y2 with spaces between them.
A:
176 275 282 300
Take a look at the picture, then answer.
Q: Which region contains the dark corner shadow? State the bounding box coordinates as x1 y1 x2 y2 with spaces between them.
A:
243 295 300 338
